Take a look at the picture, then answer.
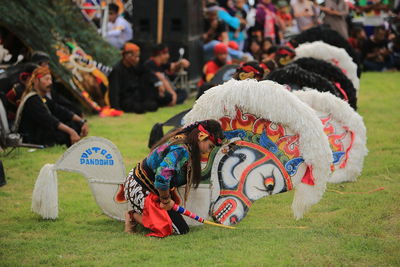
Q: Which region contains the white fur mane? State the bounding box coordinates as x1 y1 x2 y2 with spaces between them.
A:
294 41 360 92
293 90 368 183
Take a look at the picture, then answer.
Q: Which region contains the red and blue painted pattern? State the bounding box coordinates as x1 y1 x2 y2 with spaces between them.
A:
172 204 205 223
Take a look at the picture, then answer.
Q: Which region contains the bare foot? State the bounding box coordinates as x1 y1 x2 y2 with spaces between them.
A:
124 211 136 233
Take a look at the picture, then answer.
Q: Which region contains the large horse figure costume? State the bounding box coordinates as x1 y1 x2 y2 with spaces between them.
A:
31 79 367 228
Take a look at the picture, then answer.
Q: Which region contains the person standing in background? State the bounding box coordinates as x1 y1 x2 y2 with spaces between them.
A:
320 0 349 39
144 44 190 107
291 0 318 32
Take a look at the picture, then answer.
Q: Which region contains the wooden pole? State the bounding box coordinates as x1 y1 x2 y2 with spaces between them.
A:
157 0 164 44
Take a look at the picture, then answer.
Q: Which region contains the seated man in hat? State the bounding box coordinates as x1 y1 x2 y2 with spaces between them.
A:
30 51 83 116
108 42 158 113
4 63 38 122
16 66 88 147
144 44 190 107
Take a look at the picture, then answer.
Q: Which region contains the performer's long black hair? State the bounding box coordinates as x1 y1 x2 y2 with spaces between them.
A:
151 119 224 189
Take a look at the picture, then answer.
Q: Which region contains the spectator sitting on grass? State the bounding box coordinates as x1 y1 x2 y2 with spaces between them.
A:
202 3 246 61
291 0 318 32
246 38 262 61
362 26 396 71
197 42 231 98
108 42 158 113
348 26 367 62
144 44 189 107
16 66 88 147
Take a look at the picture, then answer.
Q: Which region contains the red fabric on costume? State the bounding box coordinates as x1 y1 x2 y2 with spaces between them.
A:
301 165 315 186
142 193 173 237
334 82 349 102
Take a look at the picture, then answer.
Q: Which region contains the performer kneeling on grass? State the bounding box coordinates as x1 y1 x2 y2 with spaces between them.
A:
124 120 224 237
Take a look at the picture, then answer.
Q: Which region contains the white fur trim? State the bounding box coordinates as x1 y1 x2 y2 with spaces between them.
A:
31 164 58 219
294 41 360 92
293 90 368 183
183 79 332 219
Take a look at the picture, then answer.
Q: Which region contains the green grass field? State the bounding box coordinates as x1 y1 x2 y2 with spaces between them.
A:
1 72 399 266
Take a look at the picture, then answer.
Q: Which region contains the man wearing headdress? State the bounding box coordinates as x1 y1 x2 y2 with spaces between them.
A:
16 66 88 147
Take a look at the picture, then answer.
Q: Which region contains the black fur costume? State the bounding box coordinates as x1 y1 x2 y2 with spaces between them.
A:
266 64 344 100
290 57 357 110
288 26 361 77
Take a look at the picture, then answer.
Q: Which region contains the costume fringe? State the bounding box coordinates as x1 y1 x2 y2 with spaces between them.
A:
31 164 58 219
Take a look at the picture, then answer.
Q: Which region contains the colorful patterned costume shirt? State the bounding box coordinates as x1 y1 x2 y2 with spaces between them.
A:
146 142 189 191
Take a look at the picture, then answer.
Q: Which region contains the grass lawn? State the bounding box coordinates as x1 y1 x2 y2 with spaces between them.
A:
1 72 399 266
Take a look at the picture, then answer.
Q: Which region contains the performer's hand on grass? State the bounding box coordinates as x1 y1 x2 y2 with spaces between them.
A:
169 92 177 106
70 131 81 145
80 123 89 137
160 199 175 211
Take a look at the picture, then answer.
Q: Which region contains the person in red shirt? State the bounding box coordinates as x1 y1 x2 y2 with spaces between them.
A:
276 1 293 28
202 43 231 83
196 43 231 99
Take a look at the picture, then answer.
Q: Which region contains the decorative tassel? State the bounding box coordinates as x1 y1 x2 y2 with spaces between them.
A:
31 164 58 219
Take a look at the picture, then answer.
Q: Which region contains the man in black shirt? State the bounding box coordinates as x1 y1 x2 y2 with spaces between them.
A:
362 26 395 71
108 43 158 113
144 44 189 107
17 66 88 147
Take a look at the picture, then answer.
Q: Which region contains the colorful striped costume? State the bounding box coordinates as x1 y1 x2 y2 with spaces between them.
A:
124 135 191 236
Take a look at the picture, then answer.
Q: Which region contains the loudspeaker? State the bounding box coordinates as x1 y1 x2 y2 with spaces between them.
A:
132 0 158 43
132 0 204 81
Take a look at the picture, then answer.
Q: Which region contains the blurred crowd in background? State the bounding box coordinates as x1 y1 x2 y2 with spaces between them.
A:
0 0 399 148
81 0 400 72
